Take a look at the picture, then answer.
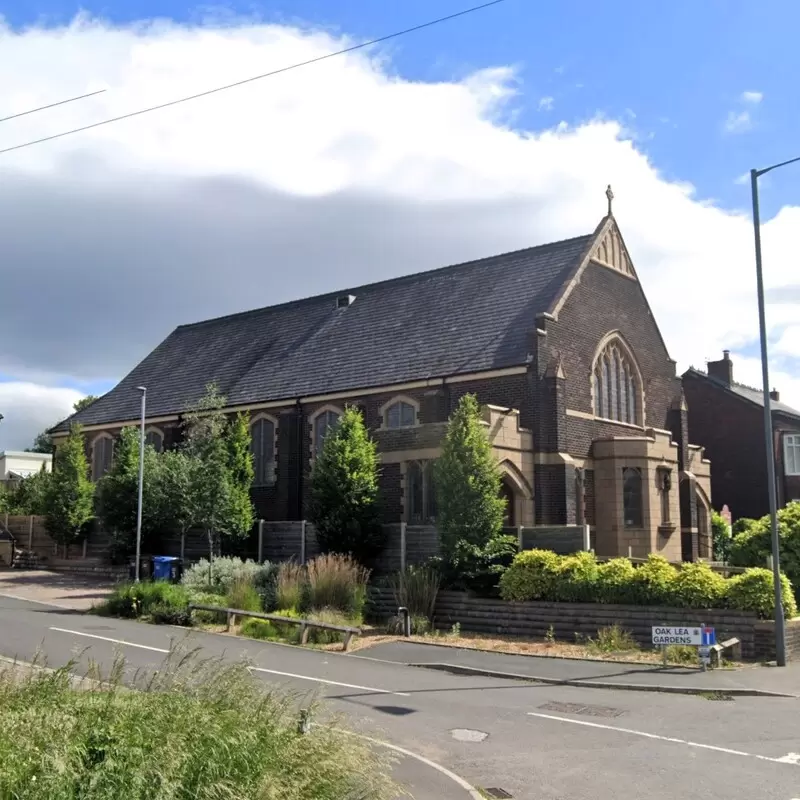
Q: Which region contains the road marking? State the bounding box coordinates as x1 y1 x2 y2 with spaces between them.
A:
249 666 410 697
49 627 169 653
528 712 798 766
325 727 483 800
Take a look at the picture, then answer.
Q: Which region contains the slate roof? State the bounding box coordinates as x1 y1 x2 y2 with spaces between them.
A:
683 368 800 420
54 232 596 432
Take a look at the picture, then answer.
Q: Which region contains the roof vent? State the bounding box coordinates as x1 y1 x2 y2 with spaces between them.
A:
336 294 356 309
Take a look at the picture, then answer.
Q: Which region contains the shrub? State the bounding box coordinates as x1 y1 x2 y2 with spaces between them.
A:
225 576 263 613
630 555 678 605
437 535 518 597
553 552 598 602
389 565 440 622
182 556 274 597
276 562 306 612
305 608 362 645
149 603 192 627
306 553 370 617
726 568 797 619
587 624 638 654
95 582 190 620
240 617 280 641
672 561 727 608
665 644 698 665
711 510 732 562
186 591 227 625
0 650 398 799
498 549 560 601
595 558 636 603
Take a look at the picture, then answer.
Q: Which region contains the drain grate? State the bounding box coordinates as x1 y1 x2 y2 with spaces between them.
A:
538 701 624 718
482 789 513 799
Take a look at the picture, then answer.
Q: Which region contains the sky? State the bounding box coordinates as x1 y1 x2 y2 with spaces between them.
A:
0 0 799 451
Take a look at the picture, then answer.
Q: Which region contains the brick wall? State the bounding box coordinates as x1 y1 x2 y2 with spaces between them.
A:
368 588 800 661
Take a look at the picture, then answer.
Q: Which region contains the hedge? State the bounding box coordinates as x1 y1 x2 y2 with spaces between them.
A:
499 551 797 619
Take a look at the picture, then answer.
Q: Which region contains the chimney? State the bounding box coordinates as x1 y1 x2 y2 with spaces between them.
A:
707 350 733 385
770 389 780 402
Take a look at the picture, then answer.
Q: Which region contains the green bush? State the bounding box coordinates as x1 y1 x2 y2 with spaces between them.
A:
672 561 727 608
553 552 599 602
95 582 190 621
240 617 280 641
729 502 800 598
149 603 192 627
595 558 636 603
182 556 276 600
726 568 797 619
711 510 732 562
499 549 560 601
305 609 362 645
0 650 398 799
587 624 638 654
186 591 227 624
630 555 678 605
225 577 263 613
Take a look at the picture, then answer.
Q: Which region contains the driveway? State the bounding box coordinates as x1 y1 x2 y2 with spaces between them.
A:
0 569 115 610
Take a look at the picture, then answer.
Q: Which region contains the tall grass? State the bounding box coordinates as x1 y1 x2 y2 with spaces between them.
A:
306 554 370 619
389 565 440 622
276 561 306 611
0 650 398 800
225 577 263 613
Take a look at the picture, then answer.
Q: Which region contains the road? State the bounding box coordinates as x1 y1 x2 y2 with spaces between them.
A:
1 593 799 800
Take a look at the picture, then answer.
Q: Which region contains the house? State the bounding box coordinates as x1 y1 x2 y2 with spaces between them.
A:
683 352 800 521
51 192 713 561
0 451 52 486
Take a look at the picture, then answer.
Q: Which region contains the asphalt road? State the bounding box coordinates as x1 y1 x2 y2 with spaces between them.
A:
1 594 799 800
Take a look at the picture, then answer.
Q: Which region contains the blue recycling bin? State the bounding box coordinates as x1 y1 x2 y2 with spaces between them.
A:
152 555 179 582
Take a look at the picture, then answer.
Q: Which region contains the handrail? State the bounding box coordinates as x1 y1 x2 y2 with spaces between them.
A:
188 603 361 651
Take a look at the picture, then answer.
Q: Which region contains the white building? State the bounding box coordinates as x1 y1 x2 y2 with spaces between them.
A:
0 451 52 485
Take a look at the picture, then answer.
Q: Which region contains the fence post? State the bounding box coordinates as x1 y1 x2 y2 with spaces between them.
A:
517 525 523 550
82 538 88 559
257 519 264 564
300 520 307 565
28 516 33 550
180 533 186 563
582 524 591 552
3 513 8 529
399 522 407 572
628 545 633 559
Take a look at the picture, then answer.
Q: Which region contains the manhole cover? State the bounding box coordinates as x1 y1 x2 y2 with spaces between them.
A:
450 728 488 743
539 701 624 718
482 789 513 799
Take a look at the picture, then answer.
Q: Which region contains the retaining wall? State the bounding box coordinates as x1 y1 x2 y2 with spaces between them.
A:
368 588 800 662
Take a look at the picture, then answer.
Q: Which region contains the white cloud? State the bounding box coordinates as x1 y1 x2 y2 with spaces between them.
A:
538 95 554 111
741 90 763 104
0 14 798 443
724 110 752 133
0 383 83 451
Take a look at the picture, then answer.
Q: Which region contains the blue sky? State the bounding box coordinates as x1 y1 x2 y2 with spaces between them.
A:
5 0 800 217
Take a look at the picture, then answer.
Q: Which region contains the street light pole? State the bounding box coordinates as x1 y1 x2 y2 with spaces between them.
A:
134 386 147 582
749 155 800 667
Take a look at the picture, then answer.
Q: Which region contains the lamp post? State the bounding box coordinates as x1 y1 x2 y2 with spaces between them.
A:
134 386 147 582
750 155 800 667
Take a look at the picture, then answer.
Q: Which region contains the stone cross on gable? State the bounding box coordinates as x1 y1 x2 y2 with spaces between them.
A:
606 184 614 215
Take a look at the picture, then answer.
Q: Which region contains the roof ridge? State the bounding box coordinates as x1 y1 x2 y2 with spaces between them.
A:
175 231 594 332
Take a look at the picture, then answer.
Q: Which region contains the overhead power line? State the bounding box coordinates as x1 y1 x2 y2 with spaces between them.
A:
0 0 507 156
0 89 107 125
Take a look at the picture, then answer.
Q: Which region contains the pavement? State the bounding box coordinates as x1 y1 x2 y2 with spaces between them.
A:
359 640 800 697
0 568 115 609
2 589 800 800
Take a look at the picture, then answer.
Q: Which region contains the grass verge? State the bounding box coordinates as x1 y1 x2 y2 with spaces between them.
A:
0 648 398 799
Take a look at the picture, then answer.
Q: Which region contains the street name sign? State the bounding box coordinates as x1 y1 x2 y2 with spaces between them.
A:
652 626 701 646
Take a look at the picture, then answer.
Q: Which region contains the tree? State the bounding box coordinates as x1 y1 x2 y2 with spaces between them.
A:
183 384 254 562
42 425 94 547
158 449 197 552
309 405 383 563
434 393 506 557
95 427 163 559
711 510 732 562
73 395 99 413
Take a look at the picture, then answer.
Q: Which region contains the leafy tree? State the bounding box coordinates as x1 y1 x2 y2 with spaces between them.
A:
434 393 506 556
95 427 163 558
73 395 99 413
309 405 383 563
42 425 94 547
158 449 197 545
711 510 732 562
183 384 254 562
